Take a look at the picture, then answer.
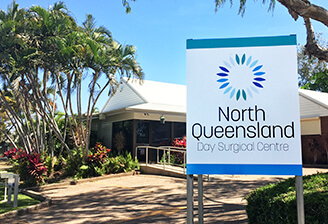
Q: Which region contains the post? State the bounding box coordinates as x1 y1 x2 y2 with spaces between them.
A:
135 147 138 160
168 150 171 165
146 147 149 166
163 149 166 170
296 175 305 224
13 175 19 207
7 179 12 204
4 178 8 201
183 152 186 174
198 175 204 224
187 174 194 224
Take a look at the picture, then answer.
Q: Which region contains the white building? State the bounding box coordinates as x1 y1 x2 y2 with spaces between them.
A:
92 79 328 165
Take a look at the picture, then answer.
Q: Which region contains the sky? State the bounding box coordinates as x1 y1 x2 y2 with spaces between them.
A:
1 0 328 112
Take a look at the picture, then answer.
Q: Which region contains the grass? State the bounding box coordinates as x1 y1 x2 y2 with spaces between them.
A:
0 187 40 214
0 160 41 214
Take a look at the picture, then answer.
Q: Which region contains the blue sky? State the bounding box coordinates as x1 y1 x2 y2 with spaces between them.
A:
1 0 327 111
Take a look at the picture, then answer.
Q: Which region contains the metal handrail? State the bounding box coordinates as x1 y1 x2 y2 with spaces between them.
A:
135 145 186 174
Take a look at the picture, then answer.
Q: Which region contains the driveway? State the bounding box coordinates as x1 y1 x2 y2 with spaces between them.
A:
2 168 327 224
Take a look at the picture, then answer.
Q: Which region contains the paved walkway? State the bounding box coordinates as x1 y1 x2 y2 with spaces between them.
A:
2 168 328 224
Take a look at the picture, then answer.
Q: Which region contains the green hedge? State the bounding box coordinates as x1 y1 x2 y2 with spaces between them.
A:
245 172 328 224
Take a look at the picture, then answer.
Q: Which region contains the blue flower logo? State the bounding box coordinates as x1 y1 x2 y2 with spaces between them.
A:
217 54 266 101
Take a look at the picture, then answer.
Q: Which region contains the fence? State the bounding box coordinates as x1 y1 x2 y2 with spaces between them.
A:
135 146 186 174
0 171 19 207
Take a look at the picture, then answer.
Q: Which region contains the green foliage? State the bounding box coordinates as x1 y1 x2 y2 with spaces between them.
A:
45 156 53 176
0 1 144 156
63 143 139 179
74 152 139 179
45 155 65 178
75 164 95 179
105 153 139 173
302 70 328 92
160 152 177 165
246 172 328 224
63 148 84 177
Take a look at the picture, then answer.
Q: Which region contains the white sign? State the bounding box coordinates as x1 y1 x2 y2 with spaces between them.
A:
186 35 302 175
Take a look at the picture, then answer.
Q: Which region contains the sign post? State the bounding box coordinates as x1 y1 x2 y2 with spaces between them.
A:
296 176 305 224
197 175 204 224
187 174 194 224
186 35 303 223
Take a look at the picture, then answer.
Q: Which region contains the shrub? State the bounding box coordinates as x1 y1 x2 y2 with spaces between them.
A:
160 152 178 165
245 172 328 224
45 155 65 179
161 138 186 165
3 148 48 187
63 148 84 177
67 143 138 179
3 148 23 159
87 142 111 166
74 143 112 178
103 153 139 174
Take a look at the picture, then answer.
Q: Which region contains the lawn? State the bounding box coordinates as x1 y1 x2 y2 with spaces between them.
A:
0 186 40 214
0 160 41 214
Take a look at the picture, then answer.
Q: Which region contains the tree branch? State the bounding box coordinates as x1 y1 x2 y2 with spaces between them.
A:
277 0 328 26
303 17 328 61
277 0 328 61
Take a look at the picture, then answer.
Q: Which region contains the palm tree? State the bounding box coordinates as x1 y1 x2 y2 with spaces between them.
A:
0 1 75 154
77 14 144 158
0 1 36 153
0 2 144 161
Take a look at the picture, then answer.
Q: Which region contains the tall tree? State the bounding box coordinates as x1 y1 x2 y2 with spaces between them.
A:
78 14 144 158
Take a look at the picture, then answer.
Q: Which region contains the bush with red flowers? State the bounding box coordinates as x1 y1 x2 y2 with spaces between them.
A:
170 137 186 165
172 138 187 148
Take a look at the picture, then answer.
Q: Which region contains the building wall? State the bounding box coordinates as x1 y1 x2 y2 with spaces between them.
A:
301 116 328 165
94 113 328 165
92 112 186 156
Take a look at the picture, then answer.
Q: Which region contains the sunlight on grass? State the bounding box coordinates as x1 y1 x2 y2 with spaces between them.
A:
0 188 40 214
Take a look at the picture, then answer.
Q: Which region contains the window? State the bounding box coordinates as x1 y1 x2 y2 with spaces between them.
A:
152 121 171 146
174 122 186 139
112 120 133 153
136 121 150 144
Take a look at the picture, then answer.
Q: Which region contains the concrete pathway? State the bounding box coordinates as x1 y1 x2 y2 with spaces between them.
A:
1 168 328 224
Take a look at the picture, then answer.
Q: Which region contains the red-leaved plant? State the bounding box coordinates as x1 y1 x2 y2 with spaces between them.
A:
3 148 48 186
3 148 24 159
27 153 48 184
87 142 111 165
